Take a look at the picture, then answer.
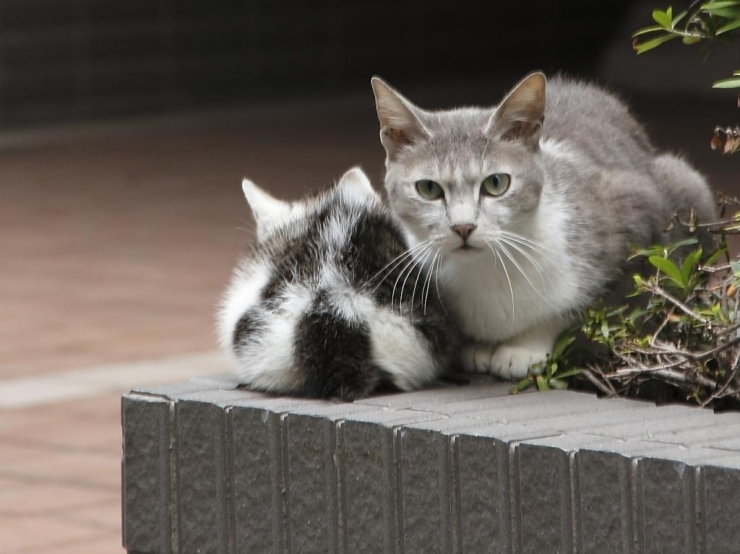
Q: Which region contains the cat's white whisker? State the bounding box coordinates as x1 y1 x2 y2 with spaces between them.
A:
499 230 559 259
393 244 432 313
422 249 440 315
371 240 431 291
399 244 433 315
410 248 435 320
497 240 556 309
488 242 516 318
433 251 446 314
499 237 546 282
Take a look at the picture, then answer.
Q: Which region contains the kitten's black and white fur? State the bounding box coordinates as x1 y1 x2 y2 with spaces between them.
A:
372 72 718 380
218 167 459 400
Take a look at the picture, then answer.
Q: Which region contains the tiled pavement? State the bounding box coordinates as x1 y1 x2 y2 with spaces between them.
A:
2 85 739 552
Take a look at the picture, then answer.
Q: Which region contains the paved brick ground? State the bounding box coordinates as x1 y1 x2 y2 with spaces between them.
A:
2 82 739 552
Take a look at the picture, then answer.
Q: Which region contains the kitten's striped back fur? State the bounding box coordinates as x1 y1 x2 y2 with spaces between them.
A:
218 167 459 400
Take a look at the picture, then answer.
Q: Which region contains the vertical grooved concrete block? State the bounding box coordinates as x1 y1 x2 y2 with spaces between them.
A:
176 398 232 554
572 439 672 554
338 417 394 554
228 404 285 554
285 413 335 554
637 455 697 554
514 442 574 554
403 417 566 554
452 433 509 553
338 411 442 554
575 449 632 554
284 404 377 554
399 425 452 554
123 377 740 554
700 462 740 553
122 394 173 554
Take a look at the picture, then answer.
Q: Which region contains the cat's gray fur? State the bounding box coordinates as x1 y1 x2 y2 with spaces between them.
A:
218 167 459 399
372 72 717 379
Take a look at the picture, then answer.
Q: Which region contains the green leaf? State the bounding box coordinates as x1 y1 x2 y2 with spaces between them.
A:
701 1 740 7
535 375 550 391
716 18 740 34
510 378 532 394
713 76 740 88
551 334 576 359
634 33 679 54
672 9 688 26
701 6 740 18
549 378 568 390
668 237 699 254
601 319 610 340
632 24 669 37
680 248 702 288
648 255 685 288
703 247 726 266
554 368 582 380
701 0 740 9
652 8 672 28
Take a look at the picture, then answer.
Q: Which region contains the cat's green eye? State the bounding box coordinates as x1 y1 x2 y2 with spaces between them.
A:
415 179 444 200
481 173 511 197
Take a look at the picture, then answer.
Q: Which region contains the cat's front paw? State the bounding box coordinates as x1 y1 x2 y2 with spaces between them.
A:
461 343 548 380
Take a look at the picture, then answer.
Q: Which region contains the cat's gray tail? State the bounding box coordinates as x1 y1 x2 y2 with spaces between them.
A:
651 153 719 250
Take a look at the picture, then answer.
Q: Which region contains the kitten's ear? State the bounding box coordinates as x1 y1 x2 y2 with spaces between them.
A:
371 76 429 159
488 72 546 148
241 178 290 241
337 166 379 201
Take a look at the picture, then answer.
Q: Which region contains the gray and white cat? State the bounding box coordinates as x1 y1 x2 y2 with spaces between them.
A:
372 72 717 380
218 167 459 400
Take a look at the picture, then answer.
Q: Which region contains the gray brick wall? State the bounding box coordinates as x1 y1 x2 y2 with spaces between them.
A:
122 374 740 554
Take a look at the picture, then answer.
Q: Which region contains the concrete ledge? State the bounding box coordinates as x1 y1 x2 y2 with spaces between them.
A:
121 374 740 554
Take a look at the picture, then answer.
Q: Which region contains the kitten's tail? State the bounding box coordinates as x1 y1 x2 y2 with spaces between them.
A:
292 308 387 400
231 300 390 401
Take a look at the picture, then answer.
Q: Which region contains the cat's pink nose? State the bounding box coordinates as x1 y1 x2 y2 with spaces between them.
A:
451 224 477 241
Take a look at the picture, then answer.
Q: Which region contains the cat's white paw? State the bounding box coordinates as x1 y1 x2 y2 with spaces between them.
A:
461 343 548 380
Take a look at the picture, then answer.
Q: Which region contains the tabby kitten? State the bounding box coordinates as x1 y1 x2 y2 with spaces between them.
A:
372 72 717 380
218 167 459 400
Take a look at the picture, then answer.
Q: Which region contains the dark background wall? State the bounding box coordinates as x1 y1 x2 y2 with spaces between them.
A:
0 0 636 128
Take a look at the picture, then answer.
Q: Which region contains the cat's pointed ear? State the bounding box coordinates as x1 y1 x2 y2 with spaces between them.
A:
241 178 290 241
337 166 379 202
371 76 430 159
488 72 546 148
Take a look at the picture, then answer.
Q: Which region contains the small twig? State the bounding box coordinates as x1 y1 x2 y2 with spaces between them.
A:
698 264 732 273
612 362 719 389
673 216 740 230
643 282 711 326
714 322 740 338
650 308 673 348
581 367 616 396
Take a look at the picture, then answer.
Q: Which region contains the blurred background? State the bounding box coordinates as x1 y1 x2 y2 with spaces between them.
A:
1 0 739 551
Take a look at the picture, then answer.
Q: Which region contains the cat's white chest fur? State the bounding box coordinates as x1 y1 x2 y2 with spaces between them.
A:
440 198 581 344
